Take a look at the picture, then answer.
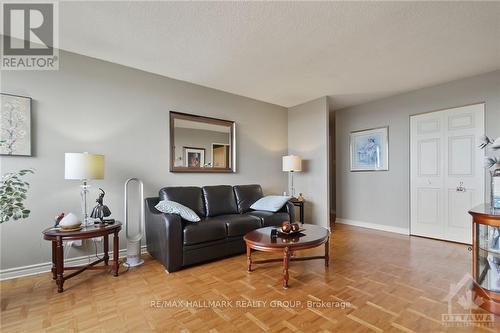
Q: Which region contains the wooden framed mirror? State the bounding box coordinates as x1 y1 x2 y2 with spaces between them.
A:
170 111 236 173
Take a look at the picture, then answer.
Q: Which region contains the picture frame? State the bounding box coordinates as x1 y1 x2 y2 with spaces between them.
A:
350 126 389 171
0 93 32 156
183 147 205 168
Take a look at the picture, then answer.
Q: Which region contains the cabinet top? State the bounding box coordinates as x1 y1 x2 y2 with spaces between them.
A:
469 204 500 219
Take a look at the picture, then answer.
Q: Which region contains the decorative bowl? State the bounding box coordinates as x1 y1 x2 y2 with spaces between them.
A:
276 228 305 236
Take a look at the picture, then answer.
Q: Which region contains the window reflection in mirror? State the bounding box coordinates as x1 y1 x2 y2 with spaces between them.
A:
170 112 235 173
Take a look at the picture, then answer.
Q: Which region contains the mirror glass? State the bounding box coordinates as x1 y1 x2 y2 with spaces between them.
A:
170 112 235 172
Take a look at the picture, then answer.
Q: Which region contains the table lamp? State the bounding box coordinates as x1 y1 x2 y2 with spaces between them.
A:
65 152 105 226
282 155 302 198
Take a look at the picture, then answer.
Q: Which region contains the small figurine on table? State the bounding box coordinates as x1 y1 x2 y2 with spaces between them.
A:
54 212 65 227
90 188 112 226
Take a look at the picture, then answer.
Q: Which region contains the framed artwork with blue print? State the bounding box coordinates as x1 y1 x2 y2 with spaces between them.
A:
350 126 389 171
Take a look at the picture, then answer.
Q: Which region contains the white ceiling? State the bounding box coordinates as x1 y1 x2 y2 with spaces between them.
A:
58 1 500 109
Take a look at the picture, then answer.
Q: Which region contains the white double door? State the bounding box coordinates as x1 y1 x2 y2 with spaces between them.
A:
410 103 484 244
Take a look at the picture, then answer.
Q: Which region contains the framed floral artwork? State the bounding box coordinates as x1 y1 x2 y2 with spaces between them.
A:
0 93 32 156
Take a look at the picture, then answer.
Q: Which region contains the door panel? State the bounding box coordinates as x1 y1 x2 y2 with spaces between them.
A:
418 139 440 176
447 190 473 229
418 118 440 134
448 135 474 176
410 103 484 244
417 188 441 225
448 113 475 130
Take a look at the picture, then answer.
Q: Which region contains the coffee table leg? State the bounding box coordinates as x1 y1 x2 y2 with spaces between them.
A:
325 238 330 267
113 230 119 277
55 236 64 293
246 245 252 272
51 241 57 280
283 247 290 289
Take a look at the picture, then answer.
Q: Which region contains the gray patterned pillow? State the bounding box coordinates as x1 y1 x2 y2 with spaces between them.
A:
155 200 201 222
250 195 291 212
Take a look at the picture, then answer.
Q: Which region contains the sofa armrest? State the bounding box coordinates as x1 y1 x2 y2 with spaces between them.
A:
279 200 296 223
144 197 183 272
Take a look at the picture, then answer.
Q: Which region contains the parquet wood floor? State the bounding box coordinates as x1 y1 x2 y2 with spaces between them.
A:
1 224 499 332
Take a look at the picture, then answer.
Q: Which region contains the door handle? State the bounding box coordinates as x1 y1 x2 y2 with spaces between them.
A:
456 181 466 192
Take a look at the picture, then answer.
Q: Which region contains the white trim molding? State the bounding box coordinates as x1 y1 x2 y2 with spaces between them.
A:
335 218 409 235
0 245 148 281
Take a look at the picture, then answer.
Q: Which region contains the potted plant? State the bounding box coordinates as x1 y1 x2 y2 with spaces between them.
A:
0 140 34 223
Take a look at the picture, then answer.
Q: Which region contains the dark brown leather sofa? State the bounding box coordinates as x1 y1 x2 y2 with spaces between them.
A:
145 184 295 272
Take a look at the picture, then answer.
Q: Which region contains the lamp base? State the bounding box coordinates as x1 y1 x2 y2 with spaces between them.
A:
80 181 95 227
289 171 296 198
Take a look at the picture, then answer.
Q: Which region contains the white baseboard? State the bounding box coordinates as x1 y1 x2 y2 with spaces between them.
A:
0 245 148 281
335 218 409 235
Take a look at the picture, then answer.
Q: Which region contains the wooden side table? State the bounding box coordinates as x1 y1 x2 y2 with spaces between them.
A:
42 222 121 293
290 199 305 224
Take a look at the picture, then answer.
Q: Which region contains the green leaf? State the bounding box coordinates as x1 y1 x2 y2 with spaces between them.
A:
0 168 34 223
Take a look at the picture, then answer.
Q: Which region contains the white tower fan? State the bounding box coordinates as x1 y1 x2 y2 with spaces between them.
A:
124 178 145 266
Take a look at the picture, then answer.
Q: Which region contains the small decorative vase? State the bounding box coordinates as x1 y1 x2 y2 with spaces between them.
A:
492 169 500 209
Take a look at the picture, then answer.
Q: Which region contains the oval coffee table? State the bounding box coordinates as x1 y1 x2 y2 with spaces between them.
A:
243 224 330 289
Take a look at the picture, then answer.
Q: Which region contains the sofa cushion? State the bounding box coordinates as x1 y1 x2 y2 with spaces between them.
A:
159 187 205 217
246 211 290 227
203 214 262 237
233 184 264 213
250 195 291 212
183 220 226 245
202 185 238 217
155 200 201 222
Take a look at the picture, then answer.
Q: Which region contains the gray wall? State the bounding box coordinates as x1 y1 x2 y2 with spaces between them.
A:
173 128 229 167
329 110 335 217
0 50 288 270
336 70 500 230
288 97 330 228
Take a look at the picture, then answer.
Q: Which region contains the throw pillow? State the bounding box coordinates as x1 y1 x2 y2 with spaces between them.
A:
250 195 291 212
155 200 201 222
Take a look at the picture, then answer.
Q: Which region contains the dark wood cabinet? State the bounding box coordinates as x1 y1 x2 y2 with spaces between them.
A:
469 204 500 315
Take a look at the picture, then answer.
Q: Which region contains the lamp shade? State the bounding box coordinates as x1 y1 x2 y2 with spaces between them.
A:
282 155 302 172
65 153 105 180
